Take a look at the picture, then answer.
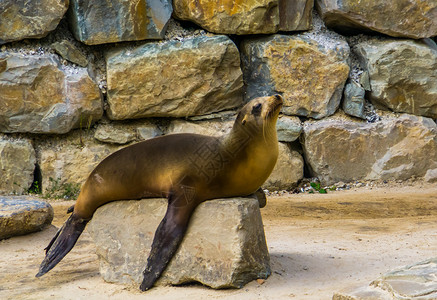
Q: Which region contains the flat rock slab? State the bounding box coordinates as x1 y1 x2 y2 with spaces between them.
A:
334 258 437 300
0 197 53 240
87 198 270 289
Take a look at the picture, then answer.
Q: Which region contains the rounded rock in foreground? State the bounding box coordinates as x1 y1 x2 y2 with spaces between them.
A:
0 197 53 240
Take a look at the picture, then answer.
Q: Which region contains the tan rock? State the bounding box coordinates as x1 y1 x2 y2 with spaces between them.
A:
0 0 68 44
37 133 121 194
106 35 243 120
87 198 270 288
263 143 304 190
0 139 35 195
167 119 234 137
316 0 437 39
173 0 279 34
241 34 349 119
0 52 102 134
302 112 437 184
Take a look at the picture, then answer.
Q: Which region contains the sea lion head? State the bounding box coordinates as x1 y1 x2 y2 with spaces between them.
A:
234 94 283 136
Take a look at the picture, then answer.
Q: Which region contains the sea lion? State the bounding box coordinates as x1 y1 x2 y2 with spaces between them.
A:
36 94 283 291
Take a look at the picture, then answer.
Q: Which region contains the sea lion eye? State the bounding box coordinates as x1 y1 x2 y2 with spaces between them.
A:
252 103 262 116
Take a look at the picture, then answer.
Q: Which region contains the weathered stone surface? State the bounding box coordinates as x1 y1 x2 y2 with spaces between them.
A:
0 197 53 240
355 39 437 119
0 52 102 134
263 143 304 190
241 34 349 119
0 139 35 195
52 40 88 67
0 0 68 44
316 0 437 39
87 198 270 288
94 124 137 145
302 112 437 184
334 258 437 300
173 0 279 35
167 119 234 137
373 258 437 300
279 0 314 31
68 0 173 45
342 80 366 119
276 116 302 142
106 35 243 120
37 134 121 194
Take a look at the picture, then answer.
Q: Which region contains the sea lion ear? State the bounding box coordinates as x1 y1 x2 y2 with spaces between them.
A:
241 116 247 125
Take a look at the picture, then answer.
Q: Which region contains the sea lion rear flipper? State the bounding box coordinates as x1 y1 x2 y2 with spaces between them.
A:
36 213 88 277
140 192 195 291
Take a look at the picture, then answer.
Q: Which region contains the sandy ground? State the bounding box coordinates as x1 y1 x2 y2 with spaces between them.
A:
0 185 436 300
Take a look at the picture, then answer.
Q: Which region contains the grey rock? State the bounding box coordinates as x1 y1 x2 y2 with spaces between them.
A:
372 258 437 299
106 35 243 120
0 139 35 195
263 143 304 190
316 0 437 39
276 116 302 142
0 197 53 240
302 112 437 184
424 169 437 183
137 125 163 141
334 258 437 300
279 0 314 31
342 81 366 119
355 39 437 119
68 0 173 45
241 33 349 119
52 40 88 67
0 52 102 134
87 198 270 289
0 0 68 44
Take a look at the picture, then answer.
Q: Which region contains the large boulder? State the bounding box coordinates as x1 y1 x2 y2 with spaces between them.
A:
0 52 102 134
106 35 243 120
241 33 349 119
316 0 437 39
173 0 314 34
0 0 68 44
302 112 437 184
87 198 271 289
0 139 35 195
355 39 437 119
0 197 53 240
68 0 173 45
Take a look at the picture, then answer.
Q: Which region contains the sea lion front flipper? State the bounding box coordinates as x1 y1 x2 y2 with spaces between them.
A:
140 191 196 291
251 187 267 208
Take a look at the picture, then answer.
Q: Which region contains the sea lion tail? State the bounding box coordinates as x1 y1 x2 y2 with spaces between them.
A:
35 213 88 277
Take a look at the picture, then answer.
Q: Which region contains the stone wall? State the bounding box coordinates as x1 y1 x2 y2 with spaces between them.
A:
0 0 436 196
